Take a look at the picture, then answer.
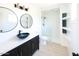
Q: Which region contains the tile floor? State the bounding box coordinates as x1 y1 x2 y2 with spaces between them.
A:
33 41 69 56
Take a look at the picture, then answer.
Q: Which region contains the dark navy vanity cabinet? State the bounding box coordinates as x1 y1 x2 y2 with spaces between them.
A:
2 35 39 56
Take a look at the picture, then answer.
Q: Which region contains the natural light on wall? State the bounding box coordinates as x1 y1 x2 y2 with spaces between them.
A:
71 3 77 21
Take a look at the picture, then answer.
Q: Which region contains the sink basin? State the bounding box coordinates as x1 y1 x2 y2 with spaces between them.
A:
17 33 29 39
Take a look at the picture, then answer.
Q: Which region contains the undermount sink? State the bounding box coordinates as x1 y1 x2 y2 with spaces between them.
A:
17 32 29 39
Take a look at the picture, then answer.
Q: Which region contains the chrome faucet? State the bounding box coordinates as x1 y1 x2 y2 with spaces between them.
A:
19 30 21 34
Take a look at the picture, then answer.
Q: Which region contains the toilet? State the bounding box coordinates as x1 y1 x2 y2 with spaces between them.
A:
40 36 48 45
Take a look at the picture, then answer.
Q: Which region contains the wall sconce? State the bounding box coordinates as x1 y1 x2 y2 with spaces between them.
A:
14 3 19 8
19 6 24 10
25 8 28 11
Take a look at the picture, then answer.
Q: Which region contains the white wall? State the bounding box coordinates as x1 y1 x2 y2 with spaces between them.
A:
0 3 41 43
73 4 79 53
41 8 60 43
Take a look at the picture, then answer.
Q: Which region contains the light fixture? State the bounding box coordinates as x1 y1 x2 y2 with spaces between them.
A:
14 3 29 11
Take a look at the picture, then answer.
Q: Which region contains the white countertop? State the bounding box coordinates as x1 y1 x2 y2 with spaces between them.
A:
0 33 39 55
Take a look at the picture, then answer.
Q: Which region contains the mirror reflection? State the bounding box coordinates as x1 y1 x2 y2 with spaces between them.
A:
20 14 33 29
0 7 18 33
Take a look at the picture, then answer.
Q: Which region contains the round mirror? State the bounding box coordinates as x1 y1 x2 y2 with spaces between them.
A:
0 7 18 33
20 14 33 29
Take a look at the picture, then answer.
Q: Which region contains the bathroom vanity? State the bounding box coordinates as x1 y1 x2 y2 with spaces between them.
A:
0 4 40 56
1 35 39 56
